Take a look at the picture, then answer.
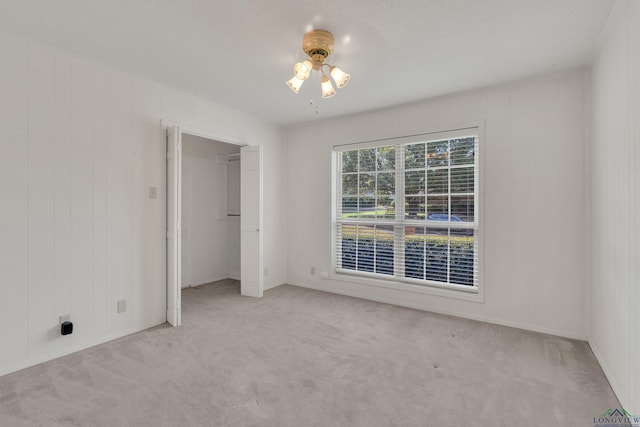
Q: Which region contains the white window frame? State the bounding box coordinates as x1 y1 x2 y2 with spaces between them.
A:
331 125 484 303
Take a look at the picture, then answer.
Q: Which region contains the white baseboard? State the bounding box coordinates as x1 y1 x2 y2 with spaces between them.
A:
264 282 283 291
188 276 229 287
287 281 588 341
0 318 165 378
588 339 627 410
240 284 261 297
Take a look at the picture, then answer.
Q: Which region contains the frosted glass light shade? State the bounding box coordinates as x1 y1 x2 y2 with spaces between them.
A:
321 75 336 98
330 66 350 88
287 76 304 94
294 60 313 80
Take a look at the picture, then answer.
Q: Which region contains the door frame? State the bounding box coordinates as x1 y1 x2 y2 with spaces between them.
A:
162 121 262 326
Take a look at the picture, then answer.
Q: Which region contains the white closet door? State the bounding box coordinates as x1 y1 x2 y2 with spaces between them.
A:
240 145 263 297
166 126 182 326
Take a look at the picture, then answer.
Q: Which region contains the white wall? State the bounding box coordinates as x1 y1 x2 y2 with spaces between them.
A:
589 0 640 414
0 34 286 376
284 70 588 340
181 134 240 288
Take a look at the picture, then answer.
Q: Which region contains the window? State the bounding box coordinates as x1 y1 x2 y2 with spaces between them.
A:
333 128 479 292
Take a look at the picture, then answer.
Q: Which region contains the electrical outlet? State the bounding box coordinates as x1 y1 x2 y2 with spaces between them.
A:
310 266 316 275
149 186 158 199
263 267 268 276
117 299 126 313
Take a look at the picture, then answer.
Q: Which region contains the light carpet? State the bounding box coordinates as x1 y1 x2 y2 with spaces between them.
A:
0 280 619 426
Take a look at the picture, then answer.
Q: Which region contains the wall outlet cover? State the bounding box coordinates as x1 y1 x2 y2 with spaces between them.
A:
60 321 73 336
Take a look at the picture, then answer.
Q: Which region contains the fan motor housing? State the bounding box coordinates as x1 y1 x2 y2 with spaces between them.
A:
302 29 334 62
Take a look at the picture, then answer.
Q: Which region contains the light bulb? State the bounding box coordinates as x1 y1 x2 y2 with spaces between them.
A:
330 66 350 88
287 76 304 94
321 75 336 98
294 60 313 80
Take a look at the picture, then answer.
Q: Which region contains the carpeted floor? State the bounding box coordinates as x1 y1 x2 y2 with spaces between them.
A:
0 280 619 426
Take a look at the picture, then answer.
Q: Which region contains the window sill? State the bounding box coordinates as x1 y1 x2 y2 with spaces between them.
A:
331 269 484 303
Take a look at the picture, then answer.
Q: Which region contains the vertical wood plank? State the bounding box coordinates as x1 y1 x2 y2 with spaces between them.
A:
69 57 94 345
0 36 29 365
130 78 144 327
54 51 72 351
92 66 108 339
614 9 630 401
27 43 56 356
182 94 196 128
161 87 186 127
140 80 165 325
106 69 132 333
629 0 640 412
192 96 208 132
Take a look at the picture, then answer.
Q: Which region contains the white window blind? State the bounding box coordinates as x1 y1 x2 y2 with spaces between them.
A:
333 128 479 292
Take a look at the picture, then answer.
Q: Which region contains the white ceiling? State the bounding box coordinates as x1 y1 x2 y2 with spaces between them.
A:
0 0 614 125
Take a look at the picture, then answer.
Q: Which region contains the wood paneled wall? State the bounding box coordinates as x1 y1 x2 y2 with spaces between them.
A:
589 0 640 413
0 34 285 375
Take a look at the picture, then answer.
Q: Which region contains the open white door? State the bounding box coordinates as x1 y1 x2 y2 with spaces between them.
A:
240 145 263 297
166 126 182 326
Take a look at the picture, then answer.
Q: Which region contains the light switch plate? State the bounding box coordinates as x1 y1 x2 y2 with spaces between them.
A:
117 299 126 313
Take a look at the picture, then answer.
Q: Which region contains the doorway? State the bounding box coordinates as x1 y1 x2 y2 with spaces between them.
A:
181 134 241 289
166 124 263 326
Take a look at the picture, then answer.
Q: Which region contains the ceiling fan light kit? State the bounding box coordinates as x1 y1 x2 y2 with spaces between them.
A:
287 29 350 98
